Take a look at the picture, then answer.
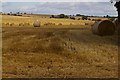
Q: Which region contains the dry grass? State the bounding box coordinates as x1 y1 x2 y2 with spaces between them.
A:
2 15 94 26
2 14 118 78
2 26 118 78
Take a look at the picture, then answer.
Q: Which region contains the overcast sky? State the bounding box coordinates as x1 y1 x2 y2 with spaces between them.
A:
2 2 118 16
1 0 119 2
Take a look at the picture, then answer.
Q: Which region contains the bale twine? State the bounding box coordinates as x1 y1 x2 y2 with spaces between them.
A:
33 20 40 27
92 20 115 36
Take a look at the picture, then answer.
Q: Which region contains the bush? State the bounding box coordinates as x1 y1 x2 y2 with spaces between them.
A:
82 16 88 20
50 15 54 18
76 14 81 16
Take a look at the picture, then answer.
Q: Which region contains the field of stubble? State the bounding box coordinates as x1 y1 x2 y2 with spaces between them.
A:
3 27 118 78
2 15 118 78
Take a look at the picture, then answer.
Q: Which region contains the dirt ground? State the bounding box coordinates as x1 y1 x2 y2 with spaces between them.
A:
2 26 118 78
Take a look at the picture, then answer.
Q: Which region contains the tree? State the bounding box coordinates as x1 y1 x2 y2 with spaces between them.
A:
10 12 12 14
114 1 120 21
50 15 54 18
106 15 110 18
76 14 81 16
59 14 65 18
24 12 27 14
58 14 68 18
7 13 10 15
16 12 20 14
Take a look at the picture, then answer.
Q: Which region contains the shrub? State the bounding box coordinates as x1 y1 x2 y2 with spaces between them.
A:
82 16 88 20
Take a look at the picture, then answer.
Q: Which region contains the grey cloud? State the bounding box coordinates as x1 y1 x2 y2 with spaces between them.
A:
2 2 117 16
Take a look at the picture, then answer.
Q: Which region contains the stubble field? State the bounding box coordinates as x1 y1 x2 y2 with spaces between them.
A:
1 14 118 78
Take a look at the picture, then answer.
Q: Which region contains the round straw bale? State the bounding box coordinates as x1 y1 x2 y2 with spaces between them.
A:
58 23 62 25
85 23 89 25
92 20 115 36
19 23 24 26
6 23 9 26
44 23 47 26
33 20 40 27
10 23 14 26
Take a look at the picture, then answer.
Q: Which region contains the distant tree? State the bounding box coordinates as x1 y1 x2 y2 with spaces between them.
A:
59 14 65 18
106 15 110 18
7 13 10 15
16 12 20 14
82 16 88 20
114 1 120 21
76 14 81 16
10 12 12 14
24 12 27 14
57 14 68 18
51 15 54 18
103 16 106 18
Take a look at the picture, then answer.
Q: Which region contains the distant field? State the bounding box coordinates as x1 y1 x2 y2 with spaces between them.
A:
2 14 96 26
2 14 118 78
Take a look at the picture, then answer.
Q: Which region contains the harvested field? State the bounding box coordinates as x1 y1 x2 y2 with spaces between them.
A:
1 1 119 78
2 26 118 78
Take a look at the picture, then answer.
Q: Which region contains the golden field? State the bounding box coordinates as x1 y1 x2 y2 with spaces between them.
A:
1 14 118 78
2 14 107 26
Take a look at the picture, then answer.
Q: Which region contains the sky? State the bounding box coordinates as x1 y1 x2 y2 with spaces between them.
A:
1 2 118 16
1 0 120 2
